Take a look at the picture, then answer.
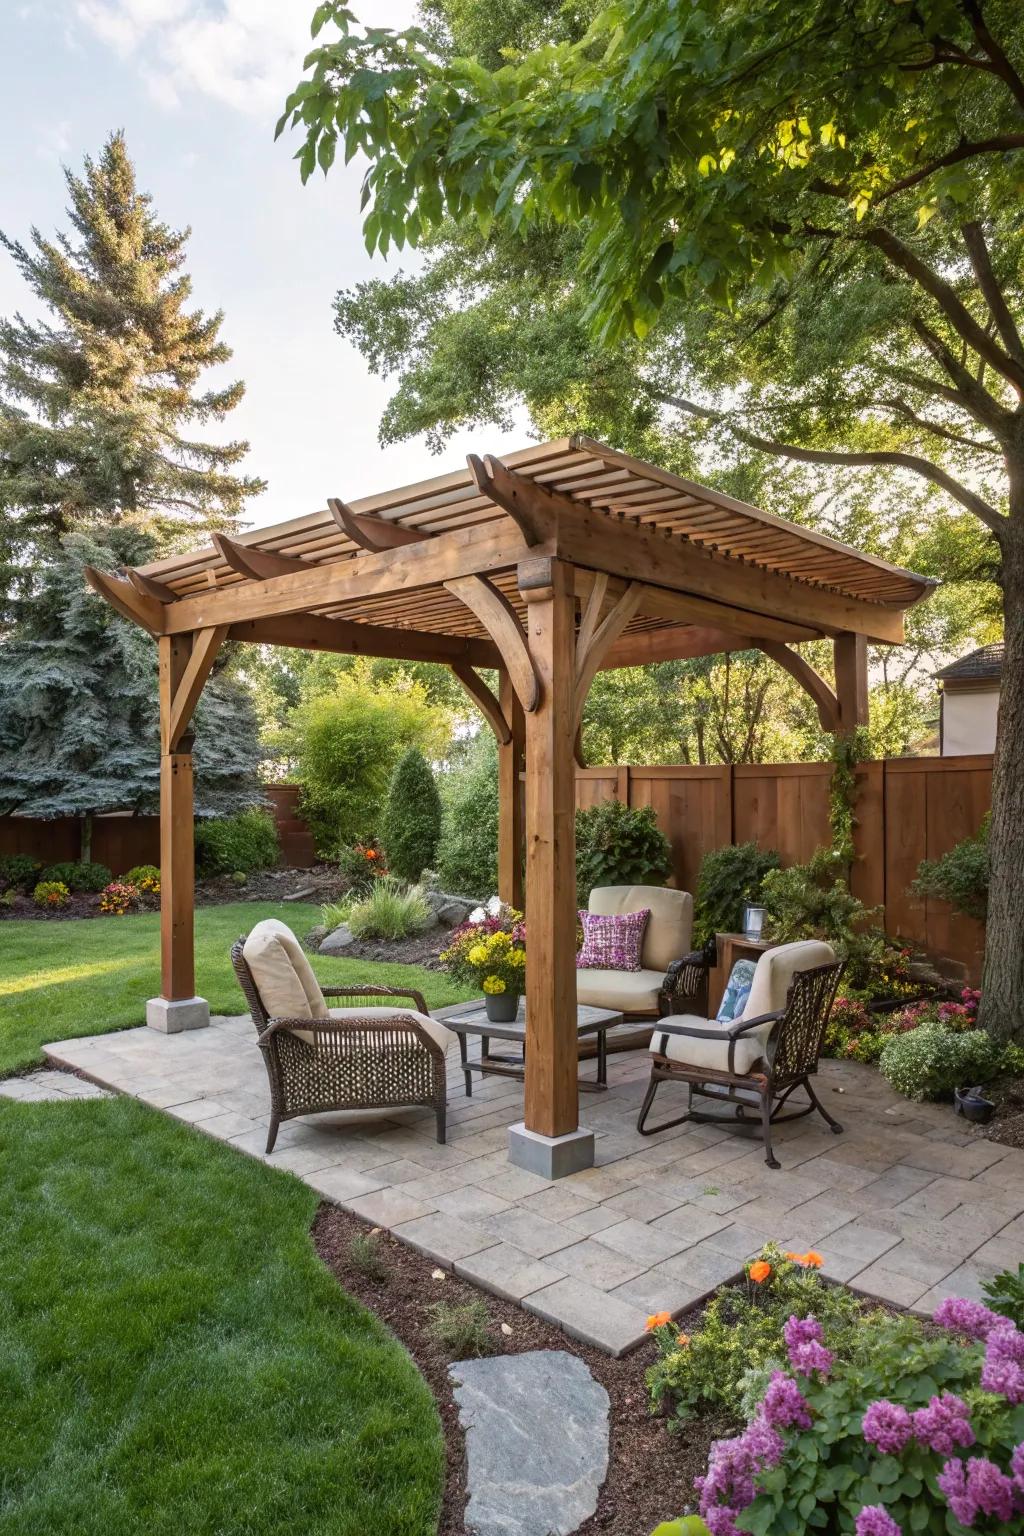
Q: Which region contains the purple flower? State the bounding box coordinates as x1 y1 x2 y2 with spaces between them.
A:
783 1314 824 1349
981 1324 1024 1403
937 1459 975 1527
933 1296 1004 1341
761 1370 812 1431
965 1456 1017 1522
855 1506 901 1536
1012 1440 1024 1494
789 1338 834 1378
862 1399 913 1455
910 1393 974 1455
696 1414 784 1531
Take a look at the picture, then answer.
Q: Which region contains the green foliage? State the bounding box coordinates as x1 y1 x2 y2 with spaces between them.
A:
574 800 673 906
879 1023 1002 1102
828 727 869 865
436 731 499 896
761 846 885 989
913 814 990 922
337 841 386 893
982 1264 1024 1330
647 1245 871 1429
32 880 70 909
347 1231 391 1284
194 809 280 878
39 861 112 894
0 527 265 821
732 1310 1023 1536
425 1298 494 1357
693 842 780 950
346 877 431 941
650 1522 711 1536
286 670 449 855
122 864 160 894
381 748 443 882
320 897 355 932
0 131 262 619
0 855 42 890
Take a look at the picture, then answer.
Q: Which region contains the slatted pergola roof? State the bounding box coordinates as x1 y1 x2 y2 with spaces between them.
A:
88 435 934 1168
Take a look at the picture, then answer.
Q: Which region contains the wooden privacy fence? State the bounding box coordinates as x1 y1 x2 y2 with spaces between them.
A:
577 755 992 980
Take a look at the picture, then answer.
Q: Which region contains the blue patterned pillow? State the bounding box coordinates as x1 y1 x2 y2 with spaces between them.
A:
716 959 757 1023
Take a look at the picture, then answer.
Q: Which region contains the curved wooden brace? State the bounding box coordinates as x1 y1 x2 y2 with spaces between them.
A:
166 626 230 753
212 532 312 581
84 567 164 635
450 662 512 745
760 641 840 733
327 497 429 552
573 581 643 733
444 574 540 713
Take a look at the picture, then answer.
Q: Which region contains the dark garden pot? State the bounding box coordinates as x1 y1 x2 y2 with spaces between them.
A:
484 992 520 1024
954 1085 995 1124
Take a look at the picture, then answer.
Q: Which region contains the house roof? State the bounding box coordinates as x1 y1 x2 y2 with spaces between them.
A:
134 436 935 647
936 643 1004 684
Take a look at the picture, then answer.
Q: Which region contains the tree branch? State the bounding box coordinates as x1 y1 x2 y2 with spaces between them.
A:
882 397 1001 454
962 0 1024 114
657 390 1006 534
910 317 1017 434
961 220 1024 365
874 134 1024 202
865 226 1024 394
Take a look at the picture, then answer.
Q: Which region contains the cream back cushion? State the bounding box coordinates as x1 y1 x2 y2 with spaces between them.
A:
740 940 835 1023
243 918 328 1022
589 885 692 972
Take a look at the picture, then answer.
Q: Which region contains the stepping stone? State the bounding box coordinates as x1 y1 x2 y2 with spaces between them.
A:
0 1069 111 1103
449 1348 609 1536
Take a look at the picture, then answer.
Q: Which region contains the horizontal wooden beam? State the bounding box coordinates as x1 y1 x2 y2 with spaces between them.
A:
577 568 821 646
601 624 760 669
225 613 500 668
492 459 906 643
162 517 538 634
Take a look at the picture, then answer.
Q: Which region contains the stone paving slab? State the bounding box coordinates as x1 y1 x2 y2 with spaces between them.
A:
38 1016 1024 1356
0 1068 111 1102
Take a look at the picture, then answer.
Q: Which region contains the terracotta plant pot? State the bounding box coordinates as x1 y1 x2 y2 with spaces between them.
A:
484 992 520 1024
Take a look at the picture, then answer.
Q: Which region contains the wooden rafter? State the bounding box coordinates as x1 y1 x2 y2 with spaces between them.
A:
125 567 178 604
444 574 540 713
84 567 164 636
327 496 430 551
468 453 555 546
212 532 314 581
450 662 512 744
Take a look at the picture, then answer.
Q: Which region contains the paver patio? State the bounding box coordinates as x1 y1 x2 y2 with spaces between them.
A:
43 1019 1024 1354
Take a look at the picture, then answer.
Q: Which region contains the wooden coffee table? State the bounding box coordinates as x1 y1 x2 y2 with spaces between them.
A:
435 1000 623 1095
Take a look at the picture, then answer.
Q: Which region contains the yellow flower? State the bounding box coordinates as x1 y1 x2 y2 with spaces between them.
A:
468 945 488 966
489 931 511 951
482 975 506 995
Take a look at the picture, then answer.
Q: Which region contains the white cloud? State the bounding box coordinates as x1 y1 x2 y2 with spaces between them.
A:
74 0 314 114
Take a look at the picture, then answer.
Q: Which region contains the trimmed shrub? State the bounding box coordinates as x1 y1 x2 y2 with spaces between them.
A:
879 1023 1001 1101
122 863 161 894
913 813 989 921
436 732 499 897
194 809 280 877
381 748 442 882
346 877 431 941
0 854 42 890
39 860 112 893
33 880 70 909
693 841 781 950
575 800 673 905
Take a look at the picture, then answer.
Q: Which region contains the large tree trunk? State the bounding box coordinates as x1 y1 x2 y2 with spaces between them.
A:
981 506 1024 1046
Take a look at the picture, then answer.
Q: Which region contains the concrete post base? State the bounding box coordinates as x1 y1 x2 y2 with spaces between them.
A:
508 1121 595 1180
146 996 210 1034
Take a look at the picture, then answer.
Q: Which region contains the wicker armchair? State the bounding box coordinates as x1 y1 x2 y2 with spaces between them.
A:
231 926 451 1153
575 884 698 1056
636 940 845 1168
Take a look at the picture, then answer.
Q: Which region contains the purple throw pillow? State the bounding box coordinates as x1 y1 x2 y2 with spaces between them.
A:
576 908 650 972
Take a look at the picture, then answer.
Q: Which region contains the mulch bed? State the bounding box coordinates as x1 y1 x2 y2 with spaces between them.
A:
978 1073 1024 1148
312 1203 722 1536
0 865 343 921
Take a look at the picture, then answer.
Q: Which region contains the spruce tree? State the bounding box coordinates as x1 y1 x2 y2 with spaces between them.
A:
0 526 264 860
0 132 263 616
381 747 442 882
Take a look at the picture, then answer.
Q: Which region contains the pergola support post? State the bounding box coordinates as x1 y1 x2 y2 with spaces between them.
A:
497 667 525 911
508 558 593 1179
147 632 211 1034
834 633 869 732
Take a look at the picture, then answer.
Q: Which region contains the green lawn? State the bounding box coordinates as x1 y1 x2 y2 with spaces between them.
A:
0 1095 444 1535
0 902 471 1076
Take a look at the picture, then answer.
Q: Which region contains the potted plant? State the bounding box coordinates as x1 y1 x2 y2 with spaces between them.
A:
440 913 526 1021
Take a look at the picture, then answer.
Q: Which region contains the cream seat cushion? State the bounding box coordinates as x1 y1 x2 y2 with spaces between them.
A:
650 940 836 1076
588 885 693 972
326 1006 453 1054
575 968 667 1014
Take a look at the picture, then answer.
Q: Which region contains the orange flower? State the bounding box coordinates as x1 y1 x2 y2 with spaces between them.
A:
676 1332 690 1347
802 1250 824 1268
365 848 378 859
645 1311 672 1331
748 1260 772 1283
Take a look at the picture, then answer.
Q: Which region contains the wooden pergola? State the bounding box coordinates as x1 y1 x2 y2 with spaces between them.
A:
87 436 934 1174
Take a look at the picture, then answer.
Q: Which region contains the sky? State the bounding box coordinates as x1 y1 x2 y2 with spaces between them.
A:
1 0 527 531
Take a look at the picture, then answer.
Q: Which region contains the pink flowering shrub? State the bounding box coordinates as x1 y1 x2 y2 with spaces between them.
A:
695 1300 1024 1535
